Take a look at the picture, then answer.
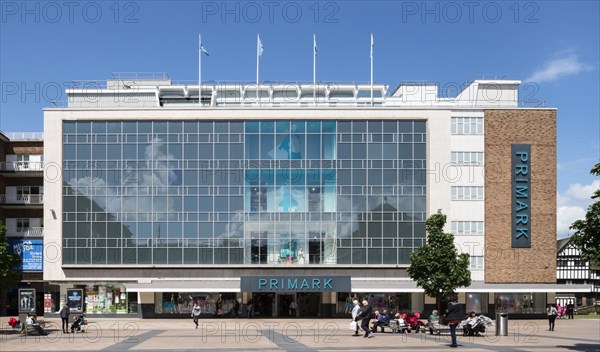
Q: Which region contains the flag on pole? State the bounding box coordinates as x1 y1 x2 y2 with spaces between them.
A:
314 33 317 55
258 34 264 58
198 34 208 107
370 32 374 60
200 40 209 56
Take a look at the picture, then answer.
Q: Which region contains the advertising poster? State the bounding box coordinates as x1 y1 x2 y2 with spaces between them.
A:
67 289 84 312
9 240 43 271
44 294 52 313
18 288 36 313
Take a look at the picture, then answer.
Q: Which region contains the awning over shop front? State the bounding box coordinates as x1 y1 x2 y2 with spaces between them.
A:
125 278 593 294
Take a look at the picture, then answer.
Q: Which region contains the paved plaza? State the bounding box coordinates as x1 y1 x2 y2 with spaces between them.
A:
1 317 598 352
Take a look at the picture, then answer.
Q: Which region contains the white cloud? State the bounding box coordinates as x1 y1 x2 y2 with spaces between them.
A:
556 179 598 237
565 180 600 201
526 54 593 83
557 205 586 236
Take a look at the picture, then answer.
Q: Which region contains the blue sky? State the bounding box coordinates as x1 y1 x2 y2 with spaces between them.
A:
1 1 598 236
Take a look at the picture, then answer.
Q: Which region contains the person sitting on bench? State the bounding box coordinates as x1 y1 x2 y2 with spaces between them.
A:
371 309 391 332
25 313 47 336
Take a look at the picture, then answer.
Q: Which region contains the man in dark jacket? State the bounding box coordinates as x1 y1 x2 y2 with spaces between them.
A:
60 303 70 333
355 300 374 338
444 294 466 348
371 309 391 333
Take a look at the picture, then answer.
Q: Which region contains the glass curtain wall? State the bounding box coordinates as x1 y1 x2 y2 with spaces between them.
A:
62 120 426 265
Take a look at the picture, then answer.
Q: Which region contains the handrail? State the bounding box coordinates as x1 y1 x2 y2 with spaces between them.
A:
0 133 44 140
0 194 44 204
0 162 44 171
5 227 44 237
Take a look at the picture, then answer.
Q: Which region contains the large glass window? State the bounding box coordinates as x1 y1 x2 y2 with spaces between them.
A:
63 120 426 265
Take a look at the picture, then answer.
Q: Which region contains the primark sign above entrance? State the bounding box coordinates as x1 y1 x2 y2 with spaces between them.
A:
241 276 351 292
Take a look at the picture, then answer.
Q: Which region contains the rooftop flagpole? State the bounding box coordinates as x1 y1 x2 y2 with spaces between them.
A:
313 33 317 105
257 34 263 104
198 34 202 106
198 35 209 106
370 33 374 107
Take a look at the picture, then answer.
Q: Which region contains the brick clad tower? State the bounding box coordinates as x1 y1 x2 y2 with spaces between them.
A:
484 109 557 283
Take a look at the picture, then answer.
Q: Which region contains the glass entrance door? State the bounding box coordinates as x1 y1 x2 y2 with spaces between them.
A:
297 293 320 316
277 294 295 317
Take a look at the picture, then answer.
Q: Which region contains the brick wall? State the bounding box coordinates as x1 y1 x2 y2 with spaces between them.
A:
484 109 556 283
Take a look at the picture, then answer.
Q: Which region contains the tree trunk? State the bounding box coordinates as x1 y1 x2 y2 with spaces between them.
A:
0 288 7 316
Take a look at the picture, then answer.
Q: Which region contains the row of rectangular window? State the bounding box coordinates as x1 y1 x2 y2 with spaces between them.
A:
337 133 426 143
65 132 422 144
451 186 484 200
63 159 427 170
451 152 484 165
63 237 425 249
64 120 425 134
61 248 419 265
65 145 425 161
63 211 427 223
451 221 485 235
64 185 427 197
451 117 483 135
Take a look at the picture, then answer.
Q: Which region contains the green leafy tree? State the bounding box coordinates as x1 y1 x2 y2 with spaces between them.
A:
407 212 471 307
0 221 22 315
570 163 600 265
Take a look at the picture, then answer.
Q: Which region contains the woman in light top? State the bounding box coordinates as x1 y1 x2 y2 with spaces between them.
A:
351 299 361 336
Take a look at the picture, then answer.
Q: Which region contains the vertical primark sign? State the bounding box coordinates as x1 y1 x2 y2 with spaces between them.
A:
512 144 531 248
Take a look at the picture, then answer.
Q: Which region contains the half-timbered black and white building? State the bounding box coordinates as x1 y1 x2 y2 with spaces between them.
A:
557 238 599 307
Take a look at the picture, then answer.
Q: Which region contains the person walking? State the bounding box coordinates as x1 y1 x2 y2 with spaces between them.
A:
60 303 70 334
247 300 253 318
444 293 465 348
350 299 360 336
546 304 558 331
215 295 223 318
355 299 374 338
289 301 298 317
232 299 241 318
191 302 202 329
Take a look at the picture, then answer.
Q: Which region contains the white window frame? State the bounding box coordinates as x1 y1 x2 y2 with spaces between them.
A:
451 221 484 235
451 152 484 165
451 186 484 200
469 256 485 270
451 117 484 135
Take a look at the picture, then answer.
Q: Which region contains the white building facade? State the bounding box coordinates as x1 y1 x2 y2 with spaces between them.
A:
42 76 589 317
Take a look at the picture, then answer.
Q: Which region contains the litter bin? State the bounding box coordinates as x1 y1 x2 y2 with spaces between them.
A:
495 313 508 336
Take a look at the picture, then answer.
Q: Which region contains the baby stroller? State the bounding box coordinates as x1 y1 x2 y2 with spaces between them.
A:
462 315 492 336
71 314 87 333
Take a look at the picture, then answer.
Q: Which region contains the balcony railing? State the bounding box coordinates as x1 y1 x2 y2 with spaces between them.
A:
0 162 44 172
5 227 44 237
1 132 44 140
0 194 44 204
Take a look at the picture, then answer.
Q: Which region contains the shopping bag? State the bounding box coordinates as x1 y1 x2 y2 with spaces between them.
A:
349 321 357 330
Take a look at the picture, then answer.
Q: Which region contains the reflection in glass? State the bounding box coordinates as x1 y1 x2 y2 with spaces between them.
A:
63 120 425 265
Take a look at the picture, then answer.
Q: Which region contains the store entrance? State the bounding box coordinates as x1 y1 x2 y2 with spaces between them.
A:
297 292 320 316
252 293 275 317
277 294 295 317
